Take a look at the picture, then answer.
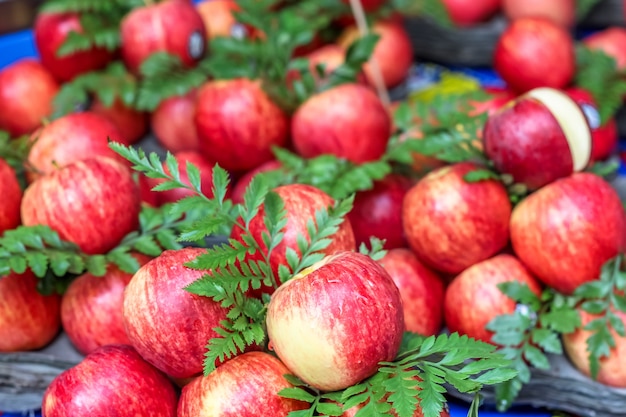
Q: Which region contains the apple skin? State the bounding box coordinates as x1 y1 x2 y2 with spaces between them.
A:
151 90 200 153
347 174 413 250
502 0 575 28
483 88 591 191
196 0 241 40
0 59 59 137
566 87 618 162
0 159 22 235
34 12 115 83
583 27 626 71
146 150 223 205
230 184 356 296
563 309 626 388
42 344 178 417
195 78 289 173
494 17 575 93
27 112 128 182
178 351 308 416
21 156 141 255
123 248 235 379
0 270 60 352
337 20 414 88
231 160 282 204
444 254 543 344
90 98 148 146
292 83 391 164
441 0 502 26
379 248 445 336
121 0 207 74
402 162 512 275
510 173 624 295
60 254 152 356
266 251 404 392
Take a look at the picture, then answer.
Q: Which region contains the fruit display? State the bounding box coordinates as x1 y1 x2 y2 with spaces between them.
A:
2 1 626 417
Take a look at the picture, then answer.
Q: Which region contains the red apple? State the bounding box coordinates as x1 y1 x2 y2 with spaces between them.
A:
347 174 413 250
147 150 223 205
34 12 115 82
231 160 283 204
90 98 148 145
0 270 60 352
121 0 207 74
566 87 618 161
441 0 502 26
0 159 22 235
402 162 512 275
469 86 517 117
583 27 626 71
178 351 308 416
195 78 289 173
123 248 234 379
483 87 592 190
379 248 445 336
60 254 152 355
138 173 160 207
266 251 404 391
230 183 356 296
337 20 414 88
0 59 59 137
502 0 575 28
494 17 575 93
291 83 391 164
151 90 200 153
27 112 128 182
21 156 140 255
42 344 178 416
510 172 624 295
563 308 626 388
287 44 367 89
444 254 543 344
196 0 242 40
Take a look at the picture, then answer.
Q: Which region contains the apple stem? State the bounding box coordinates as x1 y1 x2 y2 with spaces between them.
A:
347 0 391 109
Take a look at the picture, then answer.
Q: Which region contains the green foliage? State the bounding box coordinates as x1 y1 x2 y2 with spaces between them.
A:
0 204 188 294
575 45 626 125
572 254 626 379
0 131 33 188
576 0 602 20
486 285 580 411
390 0 452 28
52 61 138 118
359 237 388 261
587 159 620 179
273 147 392 200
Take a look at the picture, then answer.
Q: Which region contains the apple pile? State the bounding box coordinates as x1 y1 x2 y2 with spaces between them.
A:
0 0 626 416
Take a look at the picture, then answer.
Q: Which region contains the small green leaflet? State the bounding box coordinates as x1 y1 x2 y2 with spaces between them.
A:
0 131 32 188
391 0 453 28
576 0 602 20
56 12 124 57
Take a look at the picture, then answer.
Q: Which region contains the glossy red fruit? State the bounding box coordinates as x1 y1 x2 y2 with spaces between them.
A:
0 159 22 235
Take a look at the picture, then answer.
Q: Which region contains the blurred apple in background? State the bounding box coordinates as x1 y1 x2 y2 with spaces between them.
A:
444 254 543 344
0 159 22 235
379 248 445 336
0 59 59 137
121 0 207 74
21 156 141 255
510 173 624 295
231 159 282 205
90 98 149 145
151 90 200 153
338 20 414 88
195 78 289 173
266 251 404 392
0 270 60 352
34 12 115 82
42 345 178 416
61 254 152 355
178 352 308 416
123 248 235 379
502 0 575 28
494 17 575 93
583 27 626 71
291 83 390 164
347 174 413 250
402 162 512 275
441 0 502 27
27 112 128 182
